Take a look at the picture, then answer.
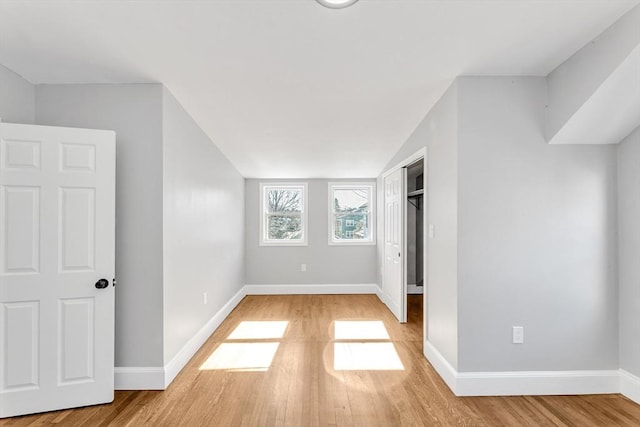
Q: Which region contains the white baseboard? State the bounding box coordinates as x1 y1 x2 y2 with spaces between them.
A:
424 340 458 392
115 287 246 390
407 284 424 294
455 369 620 397
620 369 640 405
114 367 165 390
163 287 246 388
374 285 384 303
424 339 622 397
244 283 378 295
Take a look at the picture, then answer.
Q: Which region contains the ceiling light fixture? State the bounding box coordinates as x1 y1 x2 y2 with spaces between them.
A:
316 0 359 9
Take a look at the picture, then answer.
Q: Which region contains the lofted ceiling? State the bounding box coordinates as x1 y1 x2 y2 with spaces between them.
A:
0 0 638 178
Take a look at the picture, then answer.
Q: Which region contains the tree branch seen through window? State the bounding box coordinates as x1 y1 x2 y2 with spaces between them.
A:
261 184 307 245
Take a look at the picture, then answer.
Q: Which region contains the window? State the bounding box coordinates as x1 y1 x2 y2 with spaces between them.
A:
329 182 375 245
260 183 308 246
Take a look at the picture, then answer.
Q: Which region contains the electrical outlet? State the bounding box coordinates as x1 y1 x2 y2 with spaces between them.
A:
301 263 307 272
203 292 208 305
428 224 435 238
512 326 524 344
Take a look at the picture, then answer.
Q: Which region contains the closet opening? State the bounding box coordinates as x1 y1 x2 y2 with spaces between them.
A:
406 159 424 333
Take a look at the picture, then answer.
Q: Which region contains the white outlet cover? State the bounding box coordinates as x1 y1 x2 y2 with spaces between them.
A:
512 326 524 344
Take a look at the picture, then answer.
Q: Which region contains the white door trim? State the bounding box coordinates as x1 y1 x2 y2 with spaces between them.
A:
382 148 426 179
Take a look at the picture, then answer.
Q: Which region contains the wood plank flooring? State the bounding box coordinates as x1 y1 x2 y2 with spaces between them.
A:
2 294 639 426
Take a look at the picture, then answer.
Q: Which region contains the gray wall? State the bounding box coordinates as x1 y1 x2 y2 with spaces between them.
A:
35 84 165 367
380 82 459 369
381 77 620 373
33 84 247 371
546 5 640 141
618 126 640 377
0 63 35 124
245 179 377 285
162 88 244 363
456 77 619 372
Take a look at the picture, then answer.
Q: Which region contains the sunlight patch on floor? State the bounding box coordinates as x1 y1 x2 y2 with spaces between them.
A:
333 342 404 371
227 321 289 340
334 320 390 340
200 343 280 371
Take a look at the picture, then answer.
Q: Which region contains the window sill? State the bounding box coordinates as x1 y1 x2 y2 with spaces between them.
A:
260 241 309 247
328 240 376 246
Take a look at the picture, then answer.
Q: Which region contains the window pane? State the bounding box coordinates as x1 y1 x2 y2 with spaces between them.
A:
334 213 368 240
267 189 302 213
267 215 302 240
334 188 369 212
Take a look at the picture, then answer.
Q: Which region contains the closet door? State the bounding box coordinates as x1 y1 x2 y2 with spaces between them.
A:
0 123 116 418
382 167 406 322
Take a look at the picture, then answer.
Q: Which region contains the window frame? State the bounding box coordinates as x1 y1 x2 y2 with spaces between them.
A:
328 182 376 246
260 182 308 246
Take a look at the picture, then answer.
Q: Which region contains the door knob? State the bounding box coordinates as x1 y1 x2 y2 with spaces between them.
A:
95 278 109 289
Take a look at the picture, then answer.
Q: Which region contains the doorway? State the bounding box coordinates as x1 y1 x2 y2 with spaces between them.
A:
405 159 424 333
381 148 426 337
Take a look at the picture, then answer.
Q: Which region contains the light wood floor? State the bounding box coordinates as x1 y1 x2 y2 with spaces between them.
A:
2 294 639 426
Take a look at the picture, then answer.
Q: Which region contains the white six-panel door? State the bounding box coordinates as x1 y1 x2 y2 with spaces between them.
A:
383 168 405 323
0 123 115 418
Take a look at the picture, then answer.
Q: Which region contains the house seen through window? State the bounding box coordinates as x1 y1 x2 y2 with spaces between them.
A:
329 183 375 245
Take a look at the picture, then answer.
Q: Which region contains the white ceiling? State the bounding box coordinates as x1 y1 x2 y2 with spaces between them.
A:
0 0 637 178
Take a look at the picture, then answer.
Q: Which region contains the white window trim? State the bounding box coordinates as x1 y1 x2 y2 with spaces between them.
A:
328 182 376 246
260 182 308 246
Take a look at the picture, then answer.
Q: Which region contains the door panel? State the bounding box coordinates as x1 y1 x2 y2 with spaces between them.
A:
383 168 405 322
2 186 40 273
1 301 39 392
60 143 96 172
0 123 115 418
59 298 95 384
2 140 41 170
59 187 96 271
